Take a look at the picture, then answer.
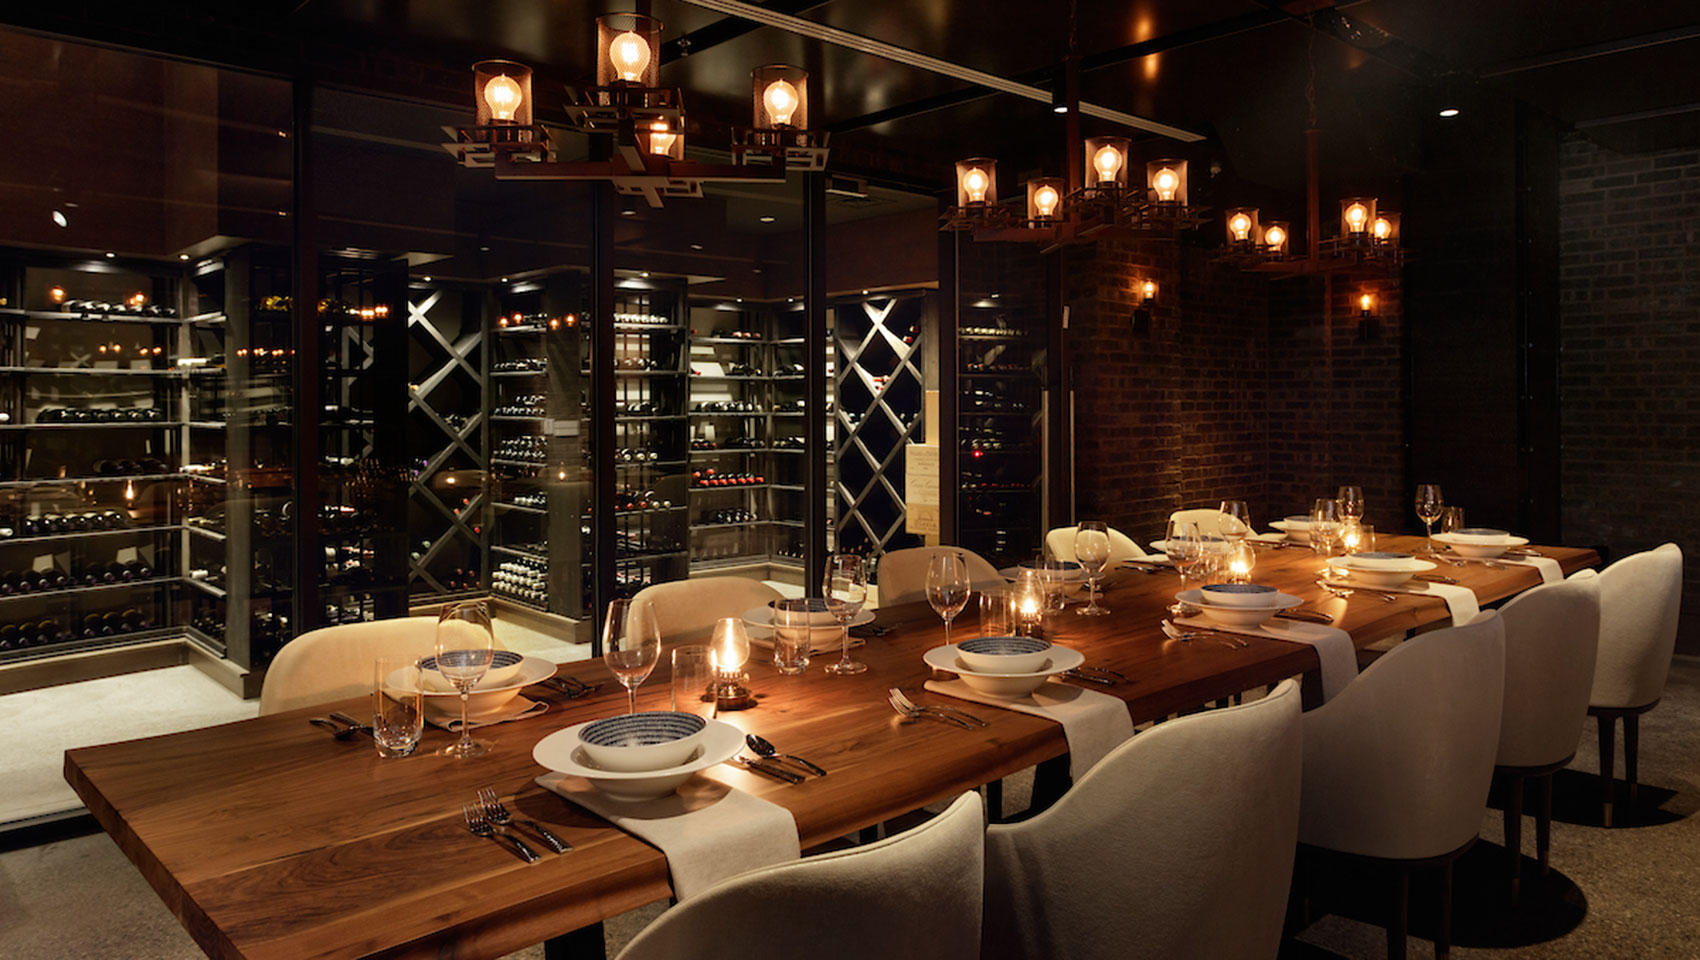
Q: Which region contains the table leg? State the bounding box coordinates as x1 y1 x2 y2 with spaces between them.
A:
544 921 606 960
1028 754 1072 814
985 778 1004 822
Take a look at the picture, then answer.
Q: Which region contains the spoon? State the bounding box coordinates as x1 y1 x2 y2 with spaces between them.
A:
744 733 827 777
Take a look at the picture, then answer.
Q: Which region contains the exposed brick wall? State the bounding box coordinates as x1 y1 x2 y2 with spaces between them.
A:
1558 137 1700 654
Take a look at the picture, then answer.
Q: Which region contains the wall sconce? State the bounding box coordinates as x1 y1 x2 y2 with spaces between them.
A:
1084 136 1130 190
646 118 684 159
597 13 661 87
1026 178 1065 222
472 60 533 141
1146 159 1188 205
1358 290 1376 317
1340 197 1377 243
752 64 808 129
1138 279 1158 303
955 158 998 207
709 617 755 710
1372 211 1401 247
1225 207 1260 248
1263 220 1291 258
1131 279 1157 333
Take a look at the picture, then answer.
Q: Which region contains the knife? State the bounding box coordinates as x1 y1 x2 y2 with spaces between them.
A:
1274 609 1335 624
736 757 804 784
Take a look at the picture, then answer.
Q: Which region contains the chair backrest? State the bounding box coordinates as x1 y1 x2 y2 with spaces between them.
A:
1497 570 1601 768
258 617 439 715
982 681 1302 960
1044 525 1147 563
1299 612 1505 861
1168 507 1234 539
875 546 1005 607
629 576 784 647
615 791 984 960
1591 542 1683 710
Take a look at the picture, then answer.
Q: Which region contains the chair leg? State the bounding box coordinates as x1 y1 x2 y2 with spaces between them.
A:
984 779 1003 822
1535 773 1554 877
1503 773 1524 907
1624 712 1640 821
1597 713 1617 827
1387 866 1410 960
1436 860 1454 960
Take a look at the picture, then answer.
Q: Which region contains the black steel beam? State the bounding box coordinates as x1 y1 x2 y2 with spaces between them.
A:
804 171 829 583
662 0 833 63
291 73 323 639
589 185 617 651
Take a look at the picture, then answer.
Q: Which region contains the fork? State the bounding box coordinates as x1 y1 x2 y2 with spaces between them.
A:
463 803 540 864
1315 580 1397 603
542 676 601 698
307 717 362 740
476 788 571 854
889 688 988 727
329 712 373 737
888 693 975 729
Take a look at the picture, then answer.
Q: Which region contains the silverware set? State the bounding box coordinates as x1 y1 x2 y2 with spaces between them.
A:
1162 618 1249 648
1062 665 1128 685
745 733 827 777
307 713 371 740
463 787 573 863
1316 579 1398 603
733 755 806 783
888 687 988 729
540 675 601 698
463 803 540 864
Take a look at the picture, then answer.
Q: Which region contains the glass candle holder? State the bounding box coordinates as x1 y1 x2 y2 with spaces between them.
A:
1012 570 1046 637
1341 520 1375 554
1226 542 1256 583
709 617 754 710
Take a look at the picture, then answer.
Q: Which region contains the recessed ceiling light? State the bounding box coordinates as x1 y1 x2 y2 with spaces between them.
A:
480 245 491 252
641 271 650 278
759 215 776 223
422 275 433 282
862 289 869 295
104 252 116 259
500 277 509 282
622 209 636 217
1438 107 1460 118
51 210 68 227
990 292 1001 298
178 253 190 261
690 243 704 250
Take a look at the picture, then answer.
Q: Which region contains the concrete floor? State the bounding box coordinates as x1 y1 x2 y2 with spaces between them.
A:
1 654 1694 959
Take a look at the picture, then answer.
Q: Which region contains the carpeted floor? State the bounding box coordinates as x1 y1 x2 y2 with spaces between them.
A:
2 660 1694 959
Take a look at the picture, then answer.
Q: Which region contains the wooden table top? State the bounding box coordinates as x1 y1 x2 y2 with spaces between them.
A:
64 536 1597 960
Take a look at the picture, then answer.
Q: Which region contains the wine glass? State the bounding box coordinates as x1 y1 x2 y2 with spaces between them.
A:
435 600 495 759
822 554 869 675
1164 519 1204 616
1338 486 1365 522
925 552 972 646
1310 498 1344 559
1218 500 1253 544
1074 521 1111 617
603 598 662 715
1414 484 1444 554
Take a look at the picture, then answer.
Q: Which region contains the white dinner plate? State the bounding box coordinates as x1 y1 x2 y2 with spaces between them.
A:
744 623 867 655
922 643 1085 699
1175 588 1302 628
1248 532 1289 543
399 655 557 722
1148 539 1234 555
1324 556 1438 588
999 563 1088 582
1267 520 1312 543
741 605 874 630
1432 532 1529 559
532 718 744 802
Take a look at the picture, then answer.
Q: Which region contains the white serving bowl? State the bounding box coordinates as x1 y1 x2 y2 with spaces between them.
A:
1269 517 1312 543
923 643 1085 700
1433 532 1529 559
1326 555 1437 588
413 654 555 722
1447 527 1512 544
956 635 1053 674
534 719 744 802
577 712 709 773
1177 588 1302 628
742 605 874 631
1199 583 1282 608
1345 551 1419 571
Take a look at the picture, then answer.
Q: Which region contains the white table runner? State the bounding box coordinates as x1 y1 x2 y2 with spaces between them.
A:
1165 619 1358 702
1503 555 1564 583
536 772 800 901
922 679 1134 779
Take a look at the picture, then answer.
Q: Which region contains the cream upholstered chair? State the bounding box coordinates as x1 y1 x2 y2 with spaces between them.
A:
875 546 1004 607
1044 525 1147 563
616 791 984 960
1168 507 1236 539
1493 570 1600 904
1589 542 1683 826
258 617 439 715
982 680 1302 960
1298 612 1505 960
629 576 784 647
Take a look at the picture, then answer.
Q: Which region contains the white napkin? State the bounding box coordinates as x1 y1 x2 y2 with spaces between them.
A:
923 679 1134 779
427 696 547 731
1502 556 1563 583
1163 619 1358 703
535 771 800 900
1322 577 1480 626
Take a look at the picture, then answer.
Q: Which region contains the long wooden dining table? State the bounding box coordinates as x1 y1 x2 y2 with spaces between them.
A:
64 535 1597 960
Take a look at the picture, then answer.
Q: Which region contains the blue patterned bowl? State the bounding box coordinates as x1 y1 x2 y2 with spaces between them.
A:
957 635 1053 674
579 711 709 772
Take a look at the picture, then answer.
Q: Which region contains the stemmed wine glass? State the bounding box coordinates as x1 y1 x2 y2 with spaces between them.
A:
1218 500 1253 544
822 554 869 675
435 600 495 759
925 552 972 646
1074 521 1111 617
1164 519 1204 616
1414 484 1444 555
603 598 662 715
1310 498 1344 560
1338 486 1365 523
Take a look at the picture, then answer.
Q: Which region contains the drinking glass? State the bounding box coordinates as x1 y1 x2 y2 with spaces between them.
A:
1310 498 1344 559
1164 519 1205 615
925 552 972 646
1440 506 1466 535
1337 486 1365 522
1074 521 1111 616
770 599 814 676
670 646 715 716
604 598 662 714
1414 483 1444 554
435 600 495 759
978 588 1016 636
1218 501 1253 543
372 657 423 759
822 554 868 675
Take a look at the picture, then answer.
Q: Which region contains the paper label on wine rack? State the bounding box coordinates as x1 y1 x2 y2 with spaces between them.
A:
905 443 940 536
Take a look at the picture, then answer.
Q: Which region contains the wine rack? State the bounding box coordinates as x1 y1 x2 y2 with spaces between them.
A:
957 294 1043 567
406 283 487 606
832 292 925 565
609 283 688 598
